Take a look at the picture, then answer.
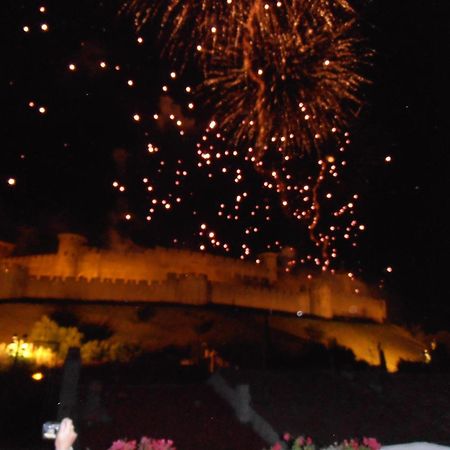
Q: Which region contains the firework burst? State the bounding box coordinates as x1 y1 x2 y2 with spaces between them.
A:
204 0 367 158
123 0 369 158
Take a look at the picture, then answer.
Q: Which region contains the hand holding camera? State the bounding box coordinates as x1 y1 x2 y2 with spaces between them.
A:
43 418 77 450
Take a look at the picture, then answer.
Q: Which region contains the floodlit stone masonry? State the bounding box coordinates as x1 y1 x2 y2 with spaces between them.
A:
0 233 386 322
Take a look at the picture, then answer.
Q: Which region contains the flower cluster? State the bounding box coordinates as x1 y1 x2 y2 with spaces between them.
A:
267 434 315 450
339 437 381 450
109 436 176 450
268 435 381 450
324 437 381 450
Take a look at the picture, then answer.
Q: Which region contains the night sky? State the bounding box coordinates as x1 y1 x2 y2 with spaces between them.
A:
1 0 448 328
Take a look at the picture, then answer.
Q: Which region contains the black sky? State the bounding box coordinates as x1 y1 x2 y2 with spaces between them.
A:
1 0 449 328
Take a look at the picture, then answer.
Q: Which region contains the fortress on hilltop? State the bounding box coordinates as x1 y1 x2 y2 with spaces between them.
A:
0 233 386 322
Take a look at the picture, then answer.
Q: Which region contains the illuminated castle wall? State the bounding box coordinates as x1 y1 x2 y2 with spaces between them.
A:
0 233 386 322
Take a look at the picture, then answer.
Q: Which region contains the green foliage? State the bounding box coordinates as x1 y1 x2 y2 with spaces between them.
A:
29 315 140 365
29 315 82 361
81 340 141 364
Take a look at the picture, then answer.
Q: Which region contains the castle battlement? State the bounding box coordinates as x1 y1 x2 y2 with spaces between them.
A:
0 233 387 322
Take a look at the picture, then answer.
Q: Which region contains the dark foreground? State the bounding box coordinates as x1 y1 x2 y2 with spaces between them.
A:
1 362 450 450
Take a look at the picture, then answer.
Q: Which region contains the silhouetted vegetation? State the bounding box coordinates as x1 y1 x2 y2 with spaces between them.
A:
218 337 369 371
79 321 114 343
51 309 116 343
136 305 157 322
49 308 80 327
398 343 450 372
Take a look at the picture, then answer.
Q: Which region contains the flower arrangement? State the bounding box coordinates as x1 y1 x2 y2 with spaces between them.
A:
107 434 379 450
322 437 381 450
267 435 381 450
108 436 176 450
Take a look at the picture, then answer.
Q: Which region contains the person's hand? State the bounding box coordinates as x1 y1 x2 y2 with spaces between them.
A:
55 418 77 450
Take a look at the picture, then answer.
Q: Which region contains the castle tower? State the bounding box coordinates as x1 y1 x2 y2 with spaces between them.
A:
0 241 15 258
258 252 278 283
56 233 87 277
309 281 333 319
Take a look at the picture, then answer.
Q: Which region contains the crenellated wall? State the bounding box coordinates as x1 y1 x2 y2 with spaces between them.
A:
0 266 210 304
0 233 387 322
3 240 272 284
212 282 311 314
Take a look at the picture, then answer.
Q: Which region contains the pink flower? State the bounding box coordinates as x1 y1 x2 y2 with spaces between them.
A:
283 433 292 441
306 436 313 445
109 440 137 450
363 437 381 450
138 437 175 450
271 442 283 450
109 440 127 450
110 436 175 450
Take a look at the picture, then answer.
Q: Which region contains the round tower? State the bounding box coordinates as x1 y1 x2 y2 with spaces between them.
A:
309 281 333 319
56 233 87 277
258 252 278 283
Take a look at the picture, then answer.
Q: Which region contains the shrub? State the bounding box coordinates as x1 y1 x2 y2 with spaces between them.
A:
136 305 157 322
81 340 141 364
78 322 114 343
27 316 140 366
29 315 82 362
49 309 80 327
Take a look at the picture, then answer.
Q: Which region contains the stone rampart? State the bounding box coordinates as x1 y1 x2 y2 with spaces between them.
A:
330 293 387 323
0 233 387 322
211 282 311 315
3 254 58 276
4 246 272 285
0 265 386 322
0 268 209 305
143 247 272 283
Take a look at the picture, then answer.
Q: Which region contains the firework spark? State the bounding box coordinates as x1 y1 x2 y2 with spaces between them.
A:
120 0 369 269
123 0 369 158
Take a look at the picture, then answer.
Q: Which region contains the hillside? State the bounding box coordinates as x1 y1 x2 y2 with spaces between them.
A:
0 302 425 371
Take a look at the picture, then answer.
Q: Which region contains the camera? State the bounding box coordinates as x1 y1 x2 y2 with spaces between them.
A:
42 421 60 440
